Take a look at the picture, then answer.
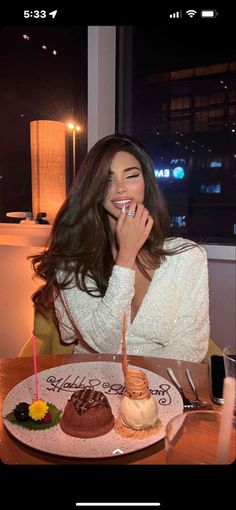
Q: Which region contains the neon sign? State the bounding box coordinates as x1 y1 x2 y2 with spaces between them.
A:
154 166 185 179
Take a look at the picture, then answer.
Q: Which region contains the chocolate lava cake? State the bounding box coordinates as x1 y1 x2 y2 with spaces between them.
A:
60 388 115 438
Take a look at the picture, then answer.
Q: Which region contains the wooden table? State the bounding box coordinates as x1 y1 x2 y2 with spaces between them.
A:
0 353 221 465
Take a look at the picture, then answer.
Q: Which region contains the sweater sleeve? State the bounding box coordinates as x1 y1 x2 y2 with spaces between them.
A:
160 246 210 362
54 265 135 353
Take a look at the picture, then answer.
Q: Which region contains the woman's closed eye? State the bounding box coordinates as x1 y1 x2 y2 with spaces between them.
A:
107 172 140 183
126 173 140 179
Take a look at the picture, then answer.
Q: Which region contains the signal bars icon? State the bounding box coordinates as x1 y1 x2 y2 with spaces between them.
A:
169 11 182 18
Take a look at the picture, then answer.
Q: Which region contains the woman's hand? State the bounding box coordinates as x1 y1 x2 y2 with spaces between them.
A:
115 201 154 268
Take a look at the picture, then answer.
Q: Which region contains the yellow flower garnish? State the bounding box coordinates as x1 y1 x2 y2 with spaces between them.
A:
28 400 49 421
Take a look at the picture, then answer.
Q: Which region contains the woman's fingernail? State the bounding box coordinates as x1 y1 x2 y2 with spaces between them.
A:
122 205 126 213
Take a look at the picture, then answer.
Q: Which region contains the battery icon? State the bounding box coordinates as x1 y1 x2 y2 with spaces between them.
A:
201 10 218 18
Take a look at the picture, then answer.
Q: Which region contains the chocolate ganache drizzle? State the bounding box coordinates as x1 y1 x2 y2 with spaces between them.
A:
70 389 110 415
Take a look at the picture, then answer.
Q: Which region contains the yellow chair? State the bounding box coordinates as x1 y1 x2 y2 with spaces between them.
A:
18 310 75 357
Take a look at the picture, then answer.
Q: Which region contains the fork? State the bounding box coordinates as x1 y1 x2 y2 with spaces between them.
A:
167 367 213 410
185 368 213 409
167 368 194 409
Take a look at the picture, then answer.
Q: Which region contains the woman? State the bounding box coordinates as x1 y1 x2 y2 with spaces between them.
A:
30 134 209 362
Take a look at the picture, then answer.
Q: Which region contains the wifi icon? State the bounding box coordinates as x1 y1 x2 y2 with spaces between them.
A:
186 9 197 17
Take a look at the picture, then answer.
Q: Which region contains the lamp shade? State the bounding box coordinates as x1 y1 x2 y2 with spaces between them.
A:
30 120 66 224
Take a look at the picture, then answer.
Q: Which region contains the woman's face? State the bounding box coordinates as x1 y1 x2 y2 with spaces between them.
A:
104 151 145 228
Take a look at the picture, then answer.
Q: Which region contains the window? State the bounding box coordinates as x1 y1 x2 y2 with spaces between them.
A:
0 25 87 223
117 23 236 244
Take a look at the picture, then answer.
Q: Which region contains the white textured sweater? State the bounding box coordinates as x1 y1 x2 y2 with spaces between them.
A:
54 238 210 362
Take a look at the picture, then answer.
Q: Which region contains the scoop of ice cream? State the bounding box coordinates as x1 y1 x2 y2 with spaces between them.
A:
121 314 159 430
120 394 158 430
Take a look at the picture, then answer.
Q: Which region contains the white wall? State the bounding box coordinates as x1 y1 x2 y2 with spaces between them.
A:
0 245 41 357
208 259 235 350
87 26 116 149
202 244 236 349
0 224 50 357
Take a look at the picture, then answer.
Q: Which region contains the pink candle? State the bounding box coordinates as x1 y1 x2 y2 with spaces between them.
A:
32 334 39 401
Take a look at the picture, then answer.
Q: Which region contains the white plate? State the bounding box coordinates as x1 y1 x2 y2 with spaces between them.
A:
2 361 183 458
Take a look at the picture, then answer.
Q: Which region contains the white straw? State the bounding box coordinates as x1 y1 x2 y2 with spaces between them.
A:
217 376 235 464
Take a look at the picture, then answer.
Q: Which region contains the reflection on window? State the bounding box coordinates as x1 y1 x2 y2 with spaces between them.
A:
209 160 223 168
171 97 191 110
200 183 221 194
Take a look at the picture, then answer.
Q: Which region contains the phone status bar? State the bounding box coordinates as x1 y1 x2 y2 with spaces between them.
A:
169 9 218 19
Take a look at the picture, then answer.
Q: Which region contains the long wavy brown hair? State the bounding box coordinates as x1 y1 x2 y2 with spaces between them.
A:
30 133 194 315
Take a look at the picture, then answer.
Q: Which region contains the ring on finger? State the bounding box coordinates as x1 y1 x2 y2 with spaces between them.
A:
127 210 136 217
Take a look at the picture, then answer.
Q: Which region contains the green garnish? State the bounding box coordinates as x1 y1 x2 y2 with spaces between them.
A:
5 403 62 430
